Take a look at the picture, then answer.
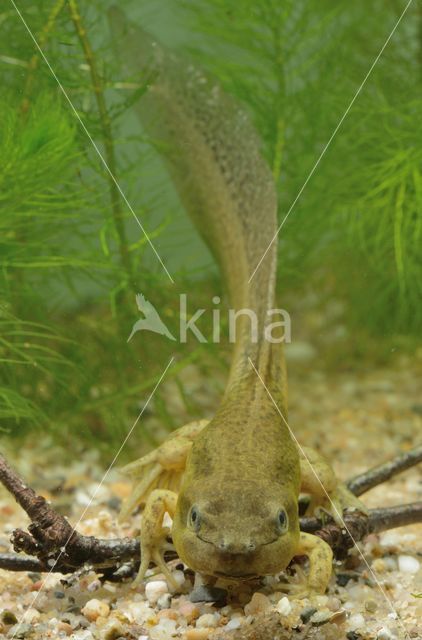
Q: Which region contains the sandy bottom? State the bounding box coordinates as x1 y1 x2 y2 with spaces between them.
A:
0 356 421 639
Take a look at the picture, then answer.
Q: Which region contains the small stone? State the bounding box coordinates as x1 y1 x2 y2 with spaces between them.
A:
244 592 271 616
336 572 356 586
149 618 177 639
380 531 401 549
371 559 386 573
329 610 347 626
347 584 369 601
169 570 185 589
178 601 200 622
275 596 292 616
71 632 94 640
23 609 40 623
346 633 361 640
7 623 32 639
377 628 396 640
310 610 333 626
145 580 169 605
398 555 420 574
58 621 73 635
98 619 124 640
348 613 365 630
106 496 121 511
157 593 172 610
157 609 178 621
300 607 317 623
55 591 66 599
365 599 378 613
1 611 18 625
87 579 102 592
189 585 227 605
65 603 82 614
185 629 213 640
327 597 341 612
196 613 219 628
81 598 110 622
225 618 241 630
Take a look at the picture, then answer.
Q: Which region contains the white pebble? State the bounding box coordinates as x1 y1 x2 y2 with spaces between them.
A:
384 557 398 571
127 601 153 623
380 531 401 547
276 597 292 616
72 632 94 640
145 580 169 604
170 569 185 589
348 613 365 629
87 579 101 592
98 620 124 640
196 613 219 628
75 491 92 506
377 627 396 640
81 598 110 621
157 593 172 609
225 618 241 630
398 555 420 574
24 608 40 623
149 618 178 639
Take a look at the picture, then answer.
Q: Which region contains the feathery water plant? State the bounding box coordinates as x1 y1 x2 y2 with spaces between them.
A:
0 1 420 451
178 0 421 334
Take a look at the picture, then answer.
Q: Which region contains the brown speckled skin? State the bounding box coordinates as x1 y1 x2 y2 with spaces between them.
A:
112 12 301 579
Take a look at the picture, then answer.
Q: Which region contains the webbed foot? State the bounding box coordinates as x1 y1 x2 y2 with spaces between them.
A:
134 489 179 589
312 483 368 526
300 446 367 526
119 419 208 522
293 532 333 596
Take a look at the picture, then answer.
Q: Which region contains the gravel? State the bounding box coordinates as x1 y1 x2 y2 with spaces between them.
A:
1 357 421 639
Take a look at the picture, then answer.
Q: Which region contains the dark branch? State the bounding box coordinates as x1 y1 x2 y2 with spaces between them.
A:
0 553 44 572
347 444 422 496
0 452 140 575
1 451 421 577
300 502 422 557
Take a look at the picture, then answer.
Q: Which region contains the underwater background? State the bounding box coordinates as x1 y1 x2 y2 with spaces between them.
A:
0 3 421 640
0 0 421 456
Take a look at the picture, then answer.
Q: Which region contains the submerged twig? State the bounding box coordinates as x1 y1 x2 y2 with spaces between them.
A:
1 451 421 577
0 553 44 572
301 502 422 558
347 444 422 496
0 453 141 575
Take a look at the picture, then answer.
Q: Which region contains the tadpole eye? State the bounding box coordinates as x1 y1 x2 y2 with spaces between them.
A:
276 508 288 533
188 505 201 531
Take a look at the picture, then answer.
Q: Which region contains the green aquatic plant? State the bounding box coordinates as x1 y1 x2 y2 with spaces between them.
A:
0 2 202 448
179 0 422 334
0 1 420 450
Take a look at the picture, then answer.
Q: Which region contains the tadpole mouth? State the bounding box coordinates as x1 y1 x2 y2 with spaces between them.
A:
214 570 258 580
